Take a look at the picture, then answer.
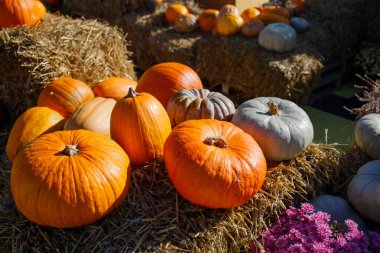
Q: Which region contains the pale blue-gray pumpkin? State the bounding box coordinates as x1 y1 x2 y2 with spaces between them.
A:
258 23 297 53
231 97 313 161
347 160 380 223
354 113 380 160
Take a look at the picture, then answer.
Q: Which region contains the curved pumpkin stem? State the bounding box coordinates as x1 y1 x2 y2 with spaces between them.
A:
204 136 228 148
267 101 280 116
124 87 139 99
63 144 79 157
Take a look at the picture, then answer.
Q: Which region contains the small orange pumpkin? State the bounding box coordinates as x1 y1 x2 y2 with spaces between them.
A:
198 9 219 32
261 6 291 20
256 13 290 25
0 0 46 28
217 13 244 36
92 77 137 101
6 107 64 162
136 62 203 107
111 88 172 166
165 4 188 24
241 18 265 37
241 7 261 23
11 129 131 228
37 77 94 119
164 119 267 208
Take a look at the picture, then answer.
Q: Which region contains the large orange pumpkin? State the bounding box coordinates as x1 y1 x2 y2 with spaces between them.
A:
11 129 131 228
37 77 94 119
164 119 267 208
198 9 219 32
111 88 172 166
165 4 188 24
6 107 64 162
136 62 203 107
92 77 137 101
0 0 46 28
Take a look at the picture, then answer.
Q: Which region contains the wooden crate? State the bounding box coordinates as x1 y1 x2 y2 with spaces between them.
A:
195 0 269 12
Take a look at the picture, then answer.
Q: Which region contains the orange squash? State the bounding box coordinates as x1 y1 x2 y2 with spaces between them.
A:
261 6 291 20
165 4 188 24
37 77 94 119
256 13 290 25
241 7 261 23
136 62 203 107
92 77 137 101
198 9 219 32
0 0 46 28
11 129 131 228
110 88 172 166
6 107 64 162
164 119 267 208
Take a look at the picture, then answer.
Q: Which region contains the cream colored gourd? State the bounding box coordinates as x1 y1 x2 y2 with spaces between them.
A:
354 113 380 160
347 160 380 223
64 97 116 137
231 97 313 161
167 89 235 126
258 23 297 53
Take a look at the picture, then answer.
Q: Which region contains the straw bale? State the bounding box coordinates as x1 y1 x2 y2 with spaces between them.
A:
0 13 136 120
0 136 368 252
304 0 366 59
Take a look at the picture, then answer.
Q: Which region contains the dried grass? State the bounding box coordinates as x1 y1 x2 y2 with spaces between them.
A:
0 13 136 121
0 128 368 252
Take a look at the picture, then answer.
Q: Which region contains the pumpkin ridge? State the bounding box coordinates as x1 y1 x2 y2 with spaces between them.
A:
145 99 165 159
23 0 33 26
135 96 151 164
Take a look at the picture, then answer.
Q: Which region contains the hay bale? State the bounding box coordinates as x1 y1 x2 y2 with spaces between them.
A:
123 10 323 104
0 136 368 252
304 0 366 59
0 13 136 120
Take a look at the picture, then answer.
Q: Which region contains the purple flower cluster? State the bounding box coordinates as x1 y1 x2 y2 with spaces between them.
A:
256 203 380 253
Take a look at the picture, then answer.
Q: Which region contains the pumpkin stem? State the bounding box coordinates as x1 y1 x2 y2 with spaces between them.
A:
124 87 139 99
267 101 280 116
204 136 228 148
63 144 79 157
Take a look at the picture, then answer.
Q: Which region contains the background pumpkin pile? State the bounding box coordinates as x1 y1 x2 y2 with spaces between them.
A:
6 60 317 228
164 0 310 52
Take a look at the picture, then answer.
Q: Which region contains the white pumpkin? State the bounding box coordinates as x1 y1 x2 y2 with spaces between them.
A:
347 160 380 223
258 23 297 53
231 97 313 161
354 113 380 160
310 194 367 232
64 97 116 137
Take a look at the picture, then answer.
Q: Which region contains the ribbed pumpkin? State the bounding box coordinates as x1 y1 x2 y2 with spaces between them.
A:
174 14 197 33
11 129 131 228
110 88 172 166
198 9 219 32
37 77 94 119
241 18 265 37
136 62 203 107
217 4 239 21
217 13 244 37
261 6 291 20
240 7 261 23
92 77 137 101
6 107 64 162
354 113 380 160
64 97 116 137
164 119 267 208
0 0 46 28
167 89 235 126
258 23 297 53
256 13 290 25
165 4 188 24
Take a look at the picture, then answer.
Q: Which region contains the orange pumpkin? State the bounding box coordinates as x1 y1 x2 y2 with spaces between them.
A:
256 13 290 25
0 0 46 28
37 77 94 119
6 107 64 162
136 62 203 107
164 119 267 208
198 9 219 32
261 6 291 20
217 13 244 36
241 7 261 23
11 129 131 228
92 77 137 101
111 88 172 166
165 4 188 24
241 18 265 37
